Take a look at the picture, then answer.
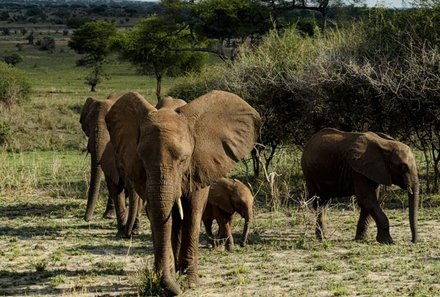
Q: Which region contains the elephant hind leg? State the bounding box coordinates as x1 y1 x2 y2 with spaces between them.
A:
313 197 329 241
202 217 215 248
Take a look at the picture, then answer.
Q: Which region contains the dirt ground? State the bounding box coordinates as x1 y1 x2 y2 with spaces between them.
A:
1 189 440 297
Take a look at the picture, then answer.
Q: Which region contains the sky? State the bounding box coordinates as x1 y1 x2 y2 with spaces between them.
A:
367 0 407 7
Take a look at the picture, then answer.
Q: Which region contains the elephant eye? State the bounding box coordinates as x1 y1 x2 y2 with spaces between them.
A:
179 156 188 165
401 163 409 172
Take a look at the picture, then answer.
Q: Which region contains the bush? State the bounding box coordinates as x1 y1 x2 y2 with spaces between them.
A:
167 64 229 101
36 36 55 51
4 53 23 66
0 61 31 106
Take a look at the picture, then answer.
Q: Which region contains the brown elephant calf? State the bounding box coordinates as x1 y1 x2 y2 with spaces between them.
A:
202 178 254 251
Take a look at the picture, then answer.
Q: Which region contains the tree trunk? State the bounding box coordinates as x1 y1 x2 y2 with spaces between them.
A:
155 74 162 102
251 148 260 178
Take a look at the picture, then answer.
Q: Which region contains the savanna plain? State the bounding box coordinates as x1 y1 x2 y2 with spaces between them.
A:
1 32 440 297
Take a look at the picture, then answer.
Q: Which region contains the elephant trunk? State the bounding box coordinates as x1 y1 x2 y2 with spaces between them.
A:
125 192 140 237
408 182 419 243
147 190 181 296
84 153 103 222
241 206 253 246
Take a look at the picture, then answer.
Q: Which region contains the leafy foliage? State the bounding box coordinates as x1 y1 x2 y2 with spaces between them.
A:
0 62 30 107
115 15 207 99
3 53 23 66
35 37 55 51
68 20 117 91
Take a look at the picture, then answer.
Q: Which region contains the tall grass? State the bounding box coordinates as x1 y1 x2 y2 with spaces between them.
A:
0 151 89 199
0 35 172 152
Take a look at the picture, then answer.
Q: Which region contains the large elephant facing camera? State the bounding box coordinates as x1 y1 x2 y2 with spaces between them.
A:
106 90 260 295
80 96 141 237
301 128 419 244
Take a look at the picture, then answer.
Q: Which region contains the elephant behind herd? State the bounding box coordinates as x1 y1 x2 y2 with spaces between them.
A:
79 91 419 295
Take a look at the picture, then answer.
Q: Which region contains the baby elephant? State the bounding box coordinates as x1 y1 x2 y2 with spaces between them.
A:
202 178 254 251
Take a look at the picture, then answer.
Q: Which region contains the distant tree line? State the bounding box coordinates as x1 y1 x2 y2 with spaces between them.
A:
0 1 159 26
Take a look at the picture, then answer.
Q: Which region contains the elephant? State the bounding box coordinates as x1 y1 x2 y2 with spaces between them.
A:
301 128 419 244
202 178 254 251
105 90 260 295
80 96 141 237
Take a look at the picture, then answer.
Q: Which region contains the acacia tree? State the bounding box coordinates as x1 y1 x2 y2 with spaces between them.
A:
68 20 116 92
116 16 206 101
161 0 271 61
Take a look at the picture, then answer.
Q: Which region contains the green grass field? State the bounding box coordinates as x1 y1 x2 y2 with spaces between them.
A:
1 33 440 297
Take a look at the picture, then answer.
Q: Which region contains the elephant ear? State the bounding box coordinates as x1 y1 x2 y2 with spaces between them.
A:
80 97 97 137
178 90 261 189
348 134 392 186
105 92 156 189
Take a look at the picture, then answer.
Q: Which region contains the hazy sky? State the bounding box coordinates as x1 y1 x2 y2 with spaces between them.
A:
367 0 407 7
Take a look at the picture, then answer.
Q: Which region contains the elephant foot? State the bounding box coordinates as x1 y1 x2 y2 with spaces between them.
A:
161 275 182 296
354 231 369 241
102 208 116 219
376 233 394 244
225 242 235 252
182 273 199 290
116 227 131 239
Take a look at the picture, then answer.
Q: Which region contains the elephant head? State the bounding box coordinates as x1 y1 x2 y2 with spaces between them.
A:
80 97 119 221
349 132 419 243
106 91 260 295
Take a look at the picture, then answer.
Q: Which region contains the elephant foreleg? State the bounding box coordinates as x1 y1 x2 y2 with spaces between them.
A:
313 198 329 241
178 187 209 288
103 196 115 219
225 216 235 252
354 206 371 241
124 184 141 238
354 173 393 244
107 178 126 236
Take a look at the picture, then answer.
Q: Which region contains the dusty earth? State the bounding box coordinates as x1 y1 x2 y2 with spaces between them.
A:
1 187 439 297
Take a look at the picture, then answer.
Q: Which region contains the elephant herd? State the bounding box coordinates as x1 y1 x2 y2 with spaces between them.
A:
79 90 419 295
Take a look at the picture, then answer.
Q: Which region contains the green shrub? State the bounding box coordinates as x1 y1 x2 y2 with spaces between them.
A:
0 61 31 106
135 265 165 297
167 64 229 101
36 36 55 51
4 53 23 66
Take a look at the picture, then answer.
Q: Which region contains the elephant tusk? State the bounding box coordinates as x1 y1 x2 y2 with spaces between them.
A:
177 197 184 220
407 185 413 195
